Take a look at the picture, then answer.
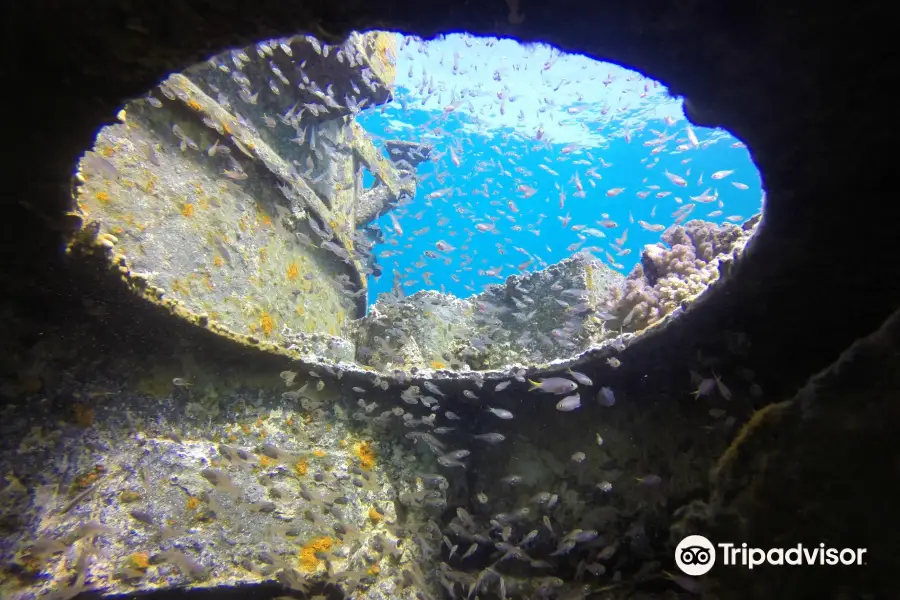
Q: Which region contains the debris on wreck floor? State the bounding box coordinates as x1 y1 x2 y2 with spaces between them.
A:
7 282 887 599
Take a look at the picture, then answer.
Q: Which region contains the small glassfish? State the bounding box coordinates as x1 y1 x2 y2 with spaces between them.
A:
714 372 732 400
474 432 505 443
528 377 578 395
692 378 716 399
636 474 662 487
596 387 616 407
423 381 446 397
567 369 592 386
486 407 514 419
556 394 581 411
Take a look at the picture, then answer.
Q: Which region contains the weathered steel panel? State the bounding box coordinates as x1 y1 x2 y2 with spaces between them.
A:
71 32 404 363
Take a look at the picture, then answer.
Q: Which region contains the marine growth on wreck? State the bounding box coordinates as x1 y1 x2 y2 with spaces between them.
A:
69 30 762 377
0 30 771 600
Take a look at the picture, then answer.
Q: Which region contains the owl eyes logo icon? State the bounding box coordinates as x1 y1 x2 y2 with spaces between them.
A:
675 535 716 576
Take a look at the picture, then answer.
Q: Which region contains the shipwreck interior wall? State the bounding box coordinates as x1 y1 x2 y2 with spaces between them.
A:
1 0 898 598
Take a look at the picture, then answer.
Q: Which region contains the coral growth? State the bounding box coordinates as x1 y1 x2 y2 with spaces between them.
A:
298 536 334 572
610 219 754 331
259 312 275 337
354 441 376 470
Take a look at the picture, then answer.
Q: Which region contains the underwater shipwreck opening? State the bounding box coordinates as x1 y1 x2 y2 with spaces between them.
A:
1 25 805 600
71 30 764 377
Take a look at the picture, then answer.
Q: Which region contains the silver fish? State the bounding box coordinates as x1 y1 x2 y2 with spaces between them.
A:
567 369 593 386
596 386 616 407
474 432 505 443
637 474 662 487
486 407 514 419
528 377 578 395
556 394 581 411
423 381 446 397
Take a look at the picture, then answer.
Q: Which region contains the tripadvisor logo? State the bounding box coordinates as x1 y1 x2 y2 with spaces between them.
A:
675 536 867 575
676 535 716 576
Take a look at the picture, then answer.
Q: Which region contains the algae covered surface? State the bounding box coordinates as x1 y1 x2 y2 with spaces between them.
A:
0 200 778 600
0 312 738 600
4 275 888 600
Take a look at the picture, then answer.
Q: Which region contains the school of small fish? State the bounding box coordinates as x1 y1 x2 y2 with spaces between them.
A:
357 34 760 301
52 31 762 599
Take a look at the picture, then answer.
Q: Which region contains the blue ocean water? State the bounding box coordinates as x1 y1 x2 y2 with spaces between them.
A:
356 34 763 304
